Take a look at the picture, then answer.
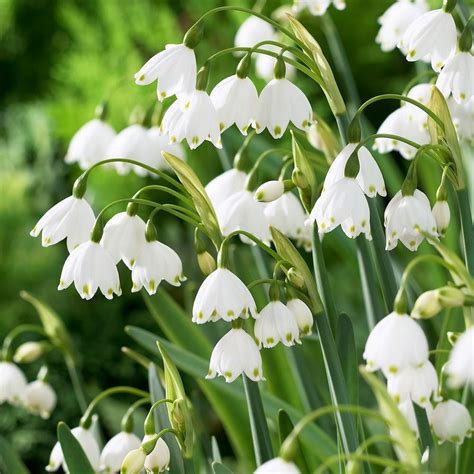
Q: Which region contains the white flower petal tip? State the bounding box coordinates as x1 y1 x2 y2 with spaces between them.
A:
0 362 27 405
141 435 170 472
287 298 314 336
293 0 345 16
446 327 474 390
254 456 301 473
24 380 57 419
192 268 257 323
437 52 474 104
432 200 450 236
431 400 473 445
207 328 263 383
100 431 141 473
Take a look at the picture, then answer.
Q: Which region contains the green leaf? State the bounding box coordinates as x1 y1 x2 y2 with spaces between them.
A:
162 151 222 247
278 410 310 474
0 435 30 474
212 461 234 474
413 403 433 454
57 422 95 474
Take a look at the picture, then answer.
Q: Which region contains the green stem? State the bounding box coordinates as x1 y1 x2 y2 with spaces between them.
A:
219 230 280 263
133 184 194 208
456 188 474 274
247 278 285 290
314 452 405 474
121 397 150 433
65 356 88 412
1 324 46 361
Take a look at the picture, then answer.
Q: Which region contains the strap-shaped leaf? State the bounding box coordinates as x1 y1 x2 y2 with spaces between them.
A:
0 435 30 474
212 461 234 473
278 410 310 474
57 422 95 474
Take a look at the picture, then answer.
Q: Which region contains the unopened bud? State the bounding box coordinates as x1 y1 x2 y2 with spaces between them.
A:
255 180 284 202
346 460 361 474
292 168 310 190
13 341 48 364
432 200 450 236
197 251 216 275
412 286 465 319
286 268 305 289
121 447 146 474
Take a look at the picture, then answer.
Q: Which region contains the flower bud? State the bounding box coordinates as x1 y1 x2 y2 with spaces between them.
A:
255 180 284 202
432 200 450 236
121 447 146 474
24 380 57 419
412 286 465 319
286 268 305 289
13 341 48 364
197 251 216 275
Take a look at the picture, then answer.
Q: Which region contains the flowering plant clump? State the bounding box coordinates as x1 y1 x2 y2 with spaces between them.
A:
2 0 474 473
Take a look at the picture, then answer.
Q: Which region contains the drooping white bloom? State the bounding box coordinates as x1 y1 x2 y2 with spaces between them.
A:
363 312 429 377
287 298 314 336
400 9 457 71
323 143 386 197
210 75 258 134
13 341 45 363
65 119 116 169
58 241 121 300
30 196 95 253
161 91 222 149
0 362 27 405
132 240 185 294
255 46 296 81
23 380 57 419
101 212 147 269
143 435 170 473
384 189 437 251
308 178 371 239
376 0 428 52
254 78 312 138
448 97 474 143
255 301 300 348
100 431 141 473
431 400 473 444
293 0 345 16
205 168 247 209
192 268 257 323
256 180 285 203
135 43 196 99
234 16 277 51
147 126 185 171
387 360 439 406
437 52 474 103
432 200 450 236
216 190 271 244
254 457 301 473
307 123 324 150
120 447 146 474
446 327 474 389
207 328 263 383
46 426 101 472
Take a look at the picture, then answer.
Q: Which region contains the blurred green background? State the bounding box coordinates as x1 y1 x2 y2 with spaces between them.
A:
0 0 472 472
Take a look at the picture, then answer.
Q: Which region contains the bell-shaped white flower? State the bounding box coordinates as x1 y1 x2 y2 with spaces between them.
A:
30 196 95 253
363 311 429 377
446 327 474 389
308 178 371 239
23 380 57 419
254 457 301 473
161 91 221 149
193 268 257 323
216 190 271 244
120 447 146 474
205 168 247 209
376 0 428 52
59 241 121 300
323 143 386 197
207 328 263 383
234 16 276 50
143 435 170 473
146 126 185 172
101 212 147 269
0 361 27 405
100 431 141 473
135 43 196 99
431 400 473 444
400 8 457 71
46 426 101 472
432 200 450 236
287 298 314 336
255 301 300 348
65 118 116 169
437 52 474 104
254 78 312 138
210 75 258 134
448 97 474 143
293 0 345 16
387 360 439 406
384 189 437 251
255 47 296 81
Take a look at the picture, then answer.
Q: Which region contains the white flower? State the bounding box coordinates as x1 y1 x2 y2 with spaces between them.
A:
397 399 433 436
46 426 101 472
30 196 95 253
192 268 257 323
23 380 57 419
135 43 196 99
307 123 324 150
132 240 185 295
293 0 345 16
216 190 271 244
65 119 116 169
376 0 428 52
400 9 457 71
101 212 147 269
437 52 474 103
255 301 300 348
255 180 285 202
100 431 141 473
431 400 473 444
161 91 221 149
363 311 429 377
254 457 301 473
146 126 185 171
446 327 474 389
120 447 146 474
387 360 439 406
384 189 437 251
13 341 45 363
255 46 296 81
210 75 258 134
207 328 263 383
0 362 27 405
323 143 386 197
287 298 314 335
308 178 371 239
205 168 247 209
254 78 312 138
234 16 276 51
448 97 474 143
432 200 450 236
143 435 170 473
58 241 121 299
